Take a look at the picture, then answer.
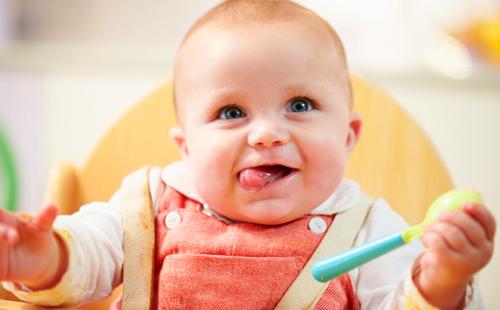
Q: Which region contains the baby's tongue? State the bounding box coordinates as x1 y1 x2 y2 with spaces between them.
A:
238 165 289 191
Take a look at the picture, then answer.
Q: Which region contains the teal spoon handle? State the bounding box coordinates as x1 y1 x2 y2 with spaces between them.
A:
311 233 405 282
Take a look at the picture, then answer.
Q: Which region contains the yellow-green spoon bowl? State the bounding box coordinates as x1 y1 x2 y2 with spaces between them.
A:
402 189 483 243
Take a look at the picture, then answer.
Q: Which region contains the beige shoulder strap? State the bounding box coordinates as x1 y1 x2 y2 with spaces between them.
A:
120 167 155 310
275 194 373 310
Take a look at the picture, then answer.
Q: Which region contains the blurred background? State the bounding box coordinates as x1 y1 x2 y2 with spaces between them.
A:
0 0 499 307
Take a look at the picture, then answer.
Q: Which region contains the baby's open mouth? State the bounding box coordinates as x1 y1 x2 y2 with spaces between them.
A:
238 165 295 191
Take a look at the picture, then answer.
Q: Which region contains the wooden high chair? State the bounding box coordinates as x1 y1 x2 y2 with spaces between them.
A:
0 76 453 309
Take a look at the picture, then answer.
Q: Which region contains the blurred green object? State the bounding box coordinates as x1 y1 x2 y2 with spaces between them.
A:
0 123 18 212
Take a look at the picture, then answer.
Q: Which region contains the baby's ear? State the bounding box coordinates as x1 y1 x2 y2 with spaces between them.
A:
170 126 189 159
346 112 362 154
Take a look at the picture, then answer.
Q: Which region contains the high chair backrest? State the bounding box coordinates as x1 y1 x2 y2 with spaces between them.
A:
0 75 453 309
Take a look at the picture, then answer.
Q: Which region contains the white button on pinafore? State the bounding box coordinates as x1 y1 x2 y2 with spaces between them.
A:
308 217 327 234
165 211 182 229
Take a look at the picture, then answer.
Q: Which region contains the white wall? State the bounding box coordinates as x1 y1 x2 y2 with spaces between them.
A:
0 72 46 215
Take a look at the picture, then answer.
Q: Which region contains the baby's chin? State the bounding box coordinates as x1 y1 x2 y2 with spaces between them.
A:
245 215 301 226
213 203 308 226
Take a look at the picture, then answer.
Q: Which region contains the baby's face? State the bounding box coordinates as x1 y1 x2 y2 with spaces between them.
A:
173 20 359 225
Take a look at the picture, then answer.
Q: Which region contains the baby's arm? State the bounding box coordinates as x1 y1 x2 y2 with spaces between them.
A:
354 199 488 309
0 205 68 289
1 198 125 306
414 203 496 309
2 167 162 306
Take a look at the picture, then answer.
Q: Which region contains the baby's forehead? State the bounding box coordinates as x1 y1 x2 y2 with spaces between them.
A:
179 5 346 64
176 17 348 86
174 21 348 94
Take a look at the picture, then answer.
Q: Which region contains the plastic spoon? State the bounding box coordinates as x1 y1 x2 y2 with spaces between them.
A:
311 189 483 282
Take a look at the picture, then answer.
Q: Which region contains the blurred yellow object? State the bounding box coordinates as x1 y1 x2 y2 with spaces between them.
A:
457 14 500 66
0 76 453 309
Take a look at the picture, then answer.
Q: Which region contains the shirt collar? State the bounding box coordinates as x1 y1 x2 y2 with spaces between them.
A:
161 160 360 217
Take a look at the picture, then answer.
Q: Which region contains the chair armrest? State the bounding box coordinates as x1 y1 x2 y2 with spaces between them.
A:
43 163 80 215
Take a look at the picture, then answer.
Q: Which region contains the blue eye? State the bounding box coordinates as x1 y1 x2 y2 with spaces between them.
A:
287 98 314 113
218 106 246 120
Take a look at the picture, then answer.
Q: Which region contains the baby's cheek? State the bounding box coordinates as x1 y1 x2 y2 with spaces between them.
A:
306 145 345 193
310 168 343 200
307 141 345 172
191 151 233 197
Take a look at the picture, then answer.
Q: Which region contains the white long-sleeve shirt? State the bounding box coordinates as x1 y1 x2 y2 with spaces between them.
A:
3 162 482 308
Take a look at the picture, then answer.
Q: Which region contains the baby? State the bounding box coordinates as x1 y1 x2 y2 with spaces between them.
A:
0 0 496 309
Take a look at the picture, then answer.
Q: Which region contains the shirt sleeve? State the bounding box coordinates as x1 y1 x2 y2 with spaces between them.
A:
2 167 163 307
352 198 483 309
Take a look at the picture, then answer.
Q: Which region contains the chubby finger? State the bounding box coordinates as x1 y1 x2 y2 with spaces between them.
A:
0 224 7 240
0 208 20 244
33 205 59 232
0 224 18 244
0 207 19 227
421 230 459 261
6 228 19 244
463 203 496 241
439 210 486 248
425 221 472 254
421 231 453 263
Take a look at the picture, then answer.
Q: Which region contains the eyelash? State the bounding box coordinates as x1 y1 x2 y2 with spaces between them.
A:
286 96 318 112
213 95 319 120
215 104 246 120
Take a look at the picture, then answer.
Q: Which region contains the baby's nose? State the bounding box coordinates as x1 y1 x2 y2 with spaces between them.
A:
247 120 290 148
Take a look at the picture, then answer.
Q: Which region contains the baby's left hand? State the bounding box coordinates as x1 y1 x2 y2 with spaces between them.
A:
416 203 496 309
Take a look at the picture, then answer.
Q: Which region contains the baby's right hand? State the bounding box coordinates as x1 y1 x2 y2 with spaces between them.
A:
0 205 67 289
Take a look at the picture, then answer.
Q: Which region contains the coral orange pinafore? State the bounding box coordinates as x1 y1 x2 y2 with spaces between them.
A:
149 185 359 309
